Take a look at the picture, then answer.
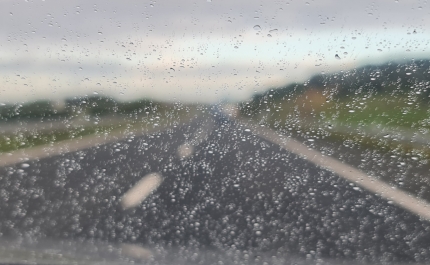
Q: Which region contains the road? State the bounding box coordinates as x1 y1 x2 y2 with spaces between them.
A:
1 109 430 264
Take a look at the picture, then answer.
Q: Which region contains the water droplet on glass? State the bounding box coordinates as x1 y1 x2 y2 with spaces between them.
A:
253 25 261 31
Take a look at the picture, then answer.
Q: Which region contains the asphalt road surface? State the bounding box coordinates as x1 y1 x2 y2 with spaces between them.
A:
1 109 430 264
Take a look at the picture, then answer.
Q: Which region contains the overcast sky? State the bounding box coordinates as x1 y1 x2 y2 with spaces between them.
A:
1 0 429 103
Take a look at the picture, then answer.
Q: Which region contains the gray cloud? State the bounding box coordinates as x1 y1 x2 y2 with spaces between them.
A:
1 0 429 103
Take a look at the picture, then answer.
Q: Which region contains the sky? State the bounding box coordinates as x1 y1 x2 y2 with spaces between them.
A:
1 0 430 104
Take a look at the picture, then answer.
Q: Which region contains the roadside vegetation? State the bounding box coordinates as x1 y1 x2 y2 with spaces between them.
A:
239 59 430 158
0 97 199 153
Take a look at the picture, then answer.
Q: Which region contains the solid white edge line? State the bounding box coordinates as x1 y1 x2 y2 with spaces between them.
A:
121 173 163 210
0 116 198 167
239 120 430 221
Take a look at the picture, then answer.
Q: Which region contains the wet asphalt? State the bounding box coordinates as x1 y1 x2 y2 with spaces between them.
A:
1 111 430 264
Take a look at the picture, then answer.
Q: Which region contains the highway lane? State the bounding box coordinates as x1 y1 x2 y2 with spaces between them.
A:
1 111 430 264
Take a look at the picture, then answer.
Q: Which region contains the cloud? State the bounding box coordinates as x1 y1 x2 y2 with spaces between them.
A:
1 0 429 103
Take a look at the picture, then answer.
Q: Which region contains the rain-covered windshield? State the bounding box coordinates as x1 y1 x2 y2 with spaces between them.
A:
1 1 430 264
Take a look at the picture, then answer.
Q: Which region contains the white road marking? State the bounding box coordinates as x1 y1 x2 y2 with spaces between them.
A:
121 173 163 210
221 104 239 118
0 115 198 167
177 143 194 159
238 120 430 221
176 119 214 159
121 243 153 260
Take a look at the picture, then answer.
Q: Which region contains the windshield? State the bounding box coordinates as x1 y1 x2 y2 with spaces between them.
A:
1 0 430 264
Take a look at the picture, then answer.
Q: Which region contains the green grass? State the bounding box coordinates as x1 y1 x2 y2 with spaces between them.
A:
0 124 125 153
321 95 430 129
241 92 430 158
0 106 200 153
250 93 430 131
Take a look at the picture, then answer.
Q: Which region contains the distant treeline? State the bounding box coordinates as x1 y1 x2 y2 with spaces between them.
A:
240 59 430 116
0 96 168 122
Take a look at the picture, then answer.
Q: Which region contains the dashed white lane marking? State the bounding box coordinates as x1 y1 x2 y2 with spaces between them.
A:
239 120 430 221
121 173 163 210
177 120 214 159
177 143 194 159
121 243 153 260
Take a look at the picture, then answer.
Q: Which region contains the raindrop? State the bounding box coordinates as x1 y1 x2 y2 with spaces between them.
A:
21 163 30 168
335 54 341 60
267 34 272 37
253 25 261 31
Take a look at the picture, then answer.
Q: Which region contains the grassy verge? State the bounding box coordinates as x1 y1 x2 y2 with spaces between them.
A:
320 94 430 129
0 105 200 154
240 92 430 160
0 124 123 153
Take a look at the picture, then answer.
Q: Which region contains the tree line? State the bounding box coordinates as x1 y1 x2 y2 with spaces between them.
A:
240 59 430 116
0 96 164 122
